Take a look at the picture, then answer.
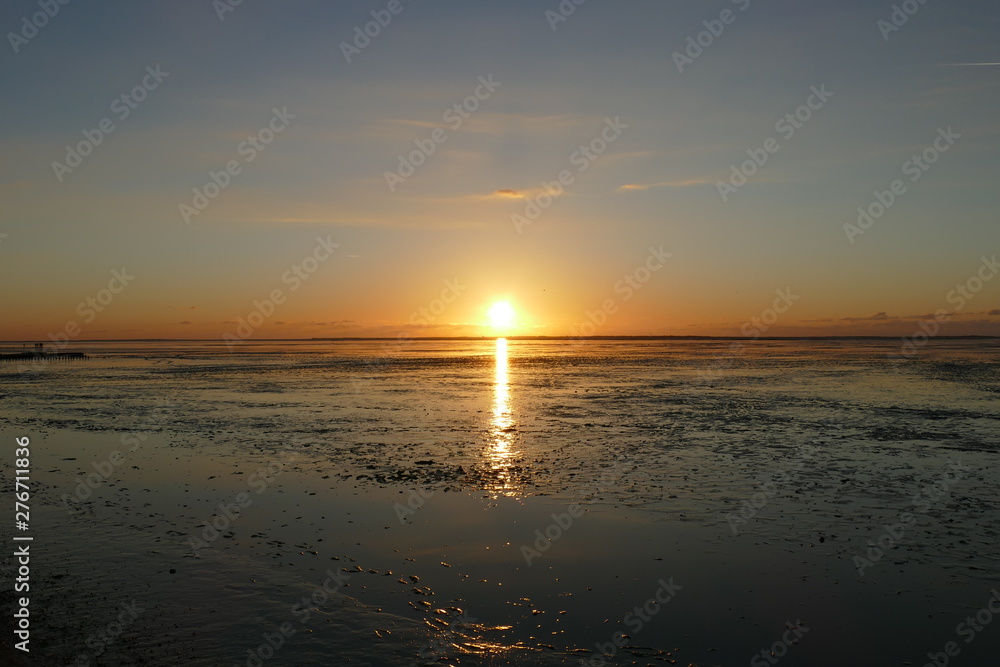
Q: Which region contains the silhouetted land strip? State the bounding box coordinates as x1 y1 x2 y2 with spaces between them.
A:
0 336 997 343
306 335 1000 341
0 351 87 362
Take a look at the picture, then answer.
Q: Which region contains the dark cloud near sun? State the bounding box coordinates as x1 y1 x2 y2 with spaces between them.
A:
841 312 894 322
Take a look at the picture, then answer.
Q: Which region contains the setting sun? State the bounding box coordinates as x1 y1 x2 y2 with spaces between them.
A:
487 300 516 330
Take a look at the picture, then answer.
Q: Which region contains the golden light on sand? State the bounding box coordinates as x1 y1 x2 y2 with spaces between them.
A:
487 300 516 331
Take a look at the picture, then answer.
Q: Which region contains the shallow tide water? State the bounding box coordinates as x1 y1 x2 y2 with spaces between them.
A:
1 339 999 666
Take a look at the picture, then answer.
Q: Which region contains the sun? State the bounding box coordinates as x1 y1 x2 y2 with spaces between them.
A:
487 301 516 330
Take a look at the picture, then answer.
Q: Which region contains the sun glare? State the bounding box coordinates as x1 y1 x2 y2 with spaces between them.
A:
487 301 516 330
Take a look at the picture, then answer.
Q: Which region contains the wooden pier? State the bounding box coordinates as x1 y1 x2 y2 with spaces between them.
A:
0 343 88 362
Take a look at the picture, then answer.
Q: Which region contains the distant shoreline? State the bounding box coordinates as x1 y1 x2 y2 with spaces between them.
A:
1 336 999 344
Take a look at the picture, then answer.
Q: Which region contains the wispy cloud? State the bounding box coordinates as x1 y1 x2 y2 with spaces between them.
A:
373 112 599 138
419 188 552 203
617 178 714 192
489 188 525 199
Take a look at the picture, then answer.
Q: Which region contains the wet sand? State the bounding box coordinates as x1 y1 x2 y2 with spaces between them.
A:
2 339 999 665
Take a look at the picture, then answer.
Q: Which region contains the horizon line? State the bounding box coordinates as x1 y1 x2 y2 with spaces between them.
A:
2 335 999 343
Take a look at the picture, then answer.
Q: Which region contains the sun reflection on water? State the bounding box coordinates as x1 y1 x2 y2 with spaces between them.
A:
484 338 520 497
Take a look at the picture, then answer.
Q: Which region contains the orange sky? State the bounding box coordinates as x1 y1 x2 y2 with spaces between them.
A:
1 2 998 342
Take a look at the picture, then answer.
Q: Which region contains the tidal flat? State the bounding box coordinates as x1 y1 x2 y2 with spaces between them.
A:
2 339 999 665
